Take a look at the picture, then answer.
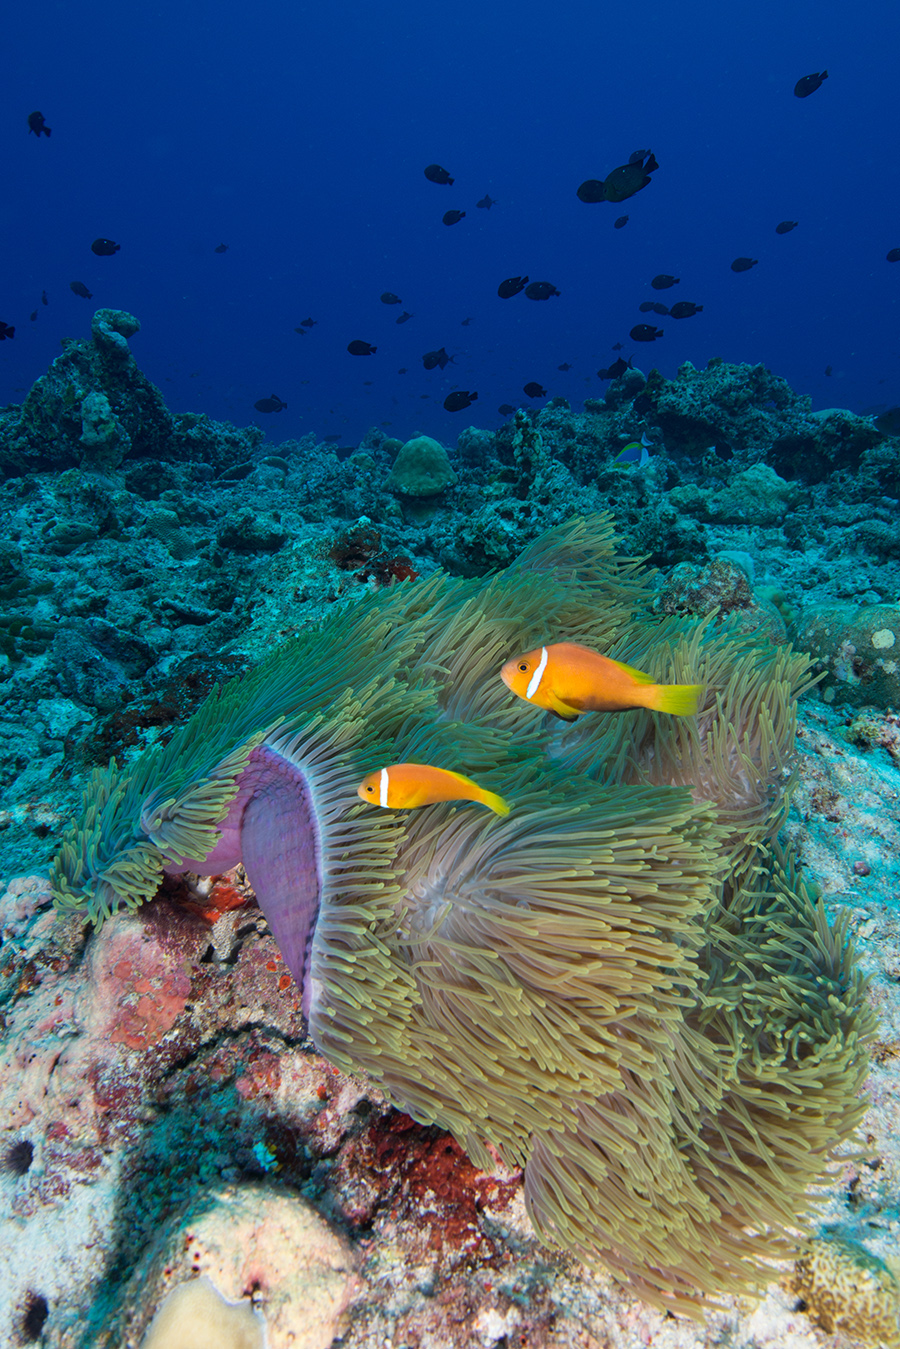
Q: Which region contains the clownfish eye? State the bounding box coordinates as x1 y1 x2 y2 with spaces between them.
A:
518 662 529 672
365 785 374 793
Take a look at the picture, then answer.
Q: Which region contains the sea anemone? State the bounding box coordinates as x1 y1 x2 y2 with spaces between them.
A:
51 514 875 1313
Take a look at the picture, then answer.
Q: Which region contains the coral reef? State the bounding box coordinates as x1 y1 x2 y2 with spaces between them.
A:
132 1187 357 1349
385 434 458 498
796 603 900 710
790 1233 900 1345
631 358 883 482
653 557 788 642
0 310 173 475
50 515 873 1316
1 319 900 1346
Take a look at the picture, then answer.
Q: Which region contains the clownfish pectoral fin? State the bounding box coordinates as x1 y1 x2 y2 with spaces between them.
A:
546 695 582 722
646 682 704 716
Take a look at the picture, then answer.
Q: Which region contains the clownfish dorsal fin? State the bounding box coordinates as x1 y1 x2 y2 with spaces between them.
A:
607 656 655 684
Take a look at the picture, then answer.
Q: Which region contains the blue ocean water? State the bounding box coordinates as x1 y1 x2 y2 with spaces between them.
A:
3 0 899 446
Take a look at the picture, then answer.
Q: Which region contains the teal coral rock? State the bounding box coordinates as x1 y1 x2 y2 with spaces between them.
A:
79 389 128 470
51 515 874 1314
796 602 900 710
385 434 458 496
0 308 173 475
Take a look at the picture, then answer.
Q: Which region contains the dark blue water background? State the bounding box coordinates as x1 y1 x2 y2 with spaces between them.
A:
4 0 899 446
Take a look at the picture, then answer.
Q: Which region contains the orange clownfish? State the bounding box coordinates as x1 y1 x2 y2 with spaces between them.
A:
500 641 703 722
357 763 509 815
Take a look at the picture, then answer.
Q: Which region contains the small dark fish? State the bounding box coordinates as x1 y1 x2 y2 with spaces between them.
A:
30 310 37 321
443 209 466 225
579 151 659 205
651 274 679 290
423 347 455 371
498 275 528 299
614 215 629 229
27 111 50 137
299 317 317 327
460 316 474 325
651 302 669 316
558 362 572 371
599 357 631 379
628 149 650 164
381 291 402 304
611 342 624 351
775 221 798 234
214 243 229 253
424 163 454 185
476 194 497 209
41 290 48 305
630 324 663 342
669 301 702 318
825 365 833 376
323 433 342 442
639 301 656 313
91 237 120 256
498 404 515 415
293 326 308 334
606 150 659 199
731 257 758 272
523 381 546 398
0 322 15 340
444 390 477 411
794 70 828 98
525 281 560 300
70 281 93 298
398 368 407 373
887 248 900 263
347 340 376 355
576 179 606 203
254 394 287 413
396 311 414 324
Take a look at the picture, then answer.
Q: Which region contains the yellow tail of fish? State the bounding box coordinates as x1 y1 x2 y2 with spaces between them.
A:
646 683 704 716
444 770 511 815
478 788 511 816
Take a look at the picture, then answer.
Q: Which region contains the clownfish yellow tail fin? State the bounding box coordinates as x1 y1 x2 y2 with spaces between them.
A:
443 770 510 816
646 682 704 716
479 788 511 816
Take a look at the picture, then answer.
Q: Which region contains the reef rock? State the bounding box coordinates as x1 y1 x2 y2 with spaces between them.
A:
796 602 900 710
128 1184 359 1349
386 434 458 497
0 310 174 476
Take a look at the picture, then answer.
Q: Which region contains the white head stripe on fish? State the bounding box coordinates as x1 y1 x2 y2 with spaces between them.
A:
380 767 389 808
526 646 548 700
